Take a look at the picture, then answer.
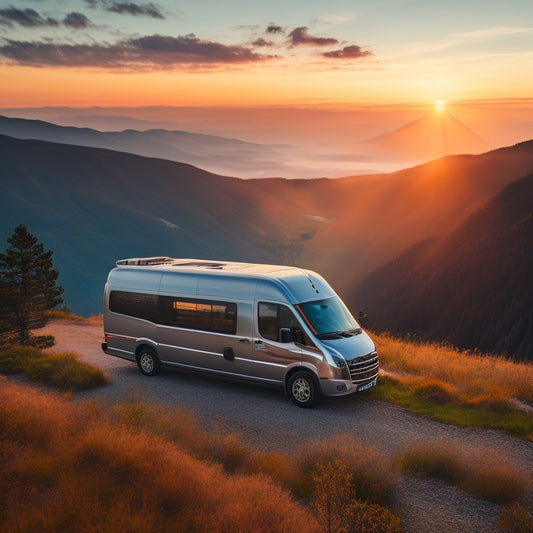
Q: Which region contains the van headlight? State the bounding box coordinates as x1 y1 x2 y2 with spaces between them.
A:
330 354 350 380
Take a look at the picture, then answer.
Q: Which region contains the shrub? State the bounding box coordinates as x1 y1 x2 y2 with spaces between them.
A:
498 503 533 533
346 500 402 533
294 435 398 505
394 441 465 484
0 345 106 390
395 441 529 504
0 380 320 533
464 453 529 505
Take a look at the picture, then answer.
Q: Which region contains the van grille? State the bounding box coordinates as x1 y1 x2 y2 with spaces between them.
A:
348 352 379 383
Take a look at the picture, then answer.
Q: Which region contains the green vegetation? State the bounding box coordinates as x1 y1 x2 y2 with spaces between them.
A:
373 333 533 440
0 345 106 390
0 224 64 348
394 442 528 505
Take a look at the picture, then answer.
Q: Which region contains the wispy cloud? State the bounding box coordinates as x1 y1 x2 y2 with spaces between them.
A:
323 44 372 60
288 27 338 47
0 8 59 28
84 0 165 19
63 12 92 29
0 34 276 68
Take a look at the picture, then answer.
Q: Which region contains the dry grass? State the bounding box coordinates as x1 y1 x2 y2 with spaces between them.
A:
292 434 399 506
395 441 529 505
0 344 107 390
373 332 533 406
45 310 103 325
498 503 533 532
0 380 319 533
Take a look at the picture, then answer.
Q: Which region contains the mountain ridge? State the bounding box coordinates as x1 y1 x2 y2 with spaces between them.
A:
1 133 532 357
352 173 533 359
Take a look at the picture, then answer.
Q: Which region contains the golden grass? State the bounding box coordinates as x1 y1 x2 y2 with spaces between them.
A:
498 503 533 532
373 332 533 405
0 379 319 533
0 344 107 390
394 441 529 505
293 434 399 506
45 310 103 325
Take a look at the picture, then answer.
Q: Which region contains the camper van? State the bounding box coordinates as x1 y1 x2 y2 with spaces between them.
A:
102 257 378 407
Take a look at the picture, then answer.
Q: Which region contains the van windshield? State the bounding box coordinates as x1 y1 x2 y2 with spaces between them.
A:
296 297 361 339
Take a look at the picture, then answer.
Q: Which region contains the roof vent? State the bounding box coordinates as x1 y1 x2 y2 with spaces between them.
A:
116 257 172 266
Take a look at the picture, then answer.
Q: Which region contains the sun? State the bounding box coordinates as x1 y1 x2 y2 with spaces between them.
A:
435 99 445 111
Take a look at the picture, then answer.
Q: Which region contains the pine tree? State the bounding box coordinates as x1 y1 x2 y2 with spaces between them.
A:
0 225 63 346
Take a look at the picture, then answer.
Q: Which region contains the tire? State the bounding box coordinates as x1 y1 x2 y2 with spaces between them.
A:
287 370 319 408
136 347 161 376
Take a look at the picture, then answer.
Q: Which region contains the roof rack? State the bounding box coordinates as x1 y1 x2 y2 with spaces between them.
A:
116 257 172 266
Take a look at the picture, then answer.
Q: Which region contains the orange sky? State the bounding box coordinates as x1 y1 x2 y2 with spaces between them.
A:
1 1 532 108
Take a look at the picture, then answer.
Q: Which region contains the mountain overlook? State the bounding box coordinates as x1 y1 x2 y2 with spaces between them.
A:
1 134 532 358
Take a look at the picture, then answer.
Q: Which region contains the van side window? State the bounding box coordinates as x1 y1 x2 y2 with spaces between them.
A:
109 291 159 322
162 297 237 335
109 290 237 335
258 302 306 344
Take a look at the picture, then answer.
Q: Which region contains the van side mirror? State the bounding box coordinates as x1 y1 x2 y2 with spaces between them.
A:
279 328 293 343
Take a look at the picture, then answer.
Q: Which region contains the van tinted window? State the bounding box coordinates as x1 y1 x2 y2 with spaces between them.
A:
258 302 304 343
109 291 237 335
160 296 237 334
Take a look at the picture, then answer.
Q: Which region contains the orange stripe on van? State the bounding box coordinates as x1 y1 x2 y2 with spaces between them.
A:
295 304 317 335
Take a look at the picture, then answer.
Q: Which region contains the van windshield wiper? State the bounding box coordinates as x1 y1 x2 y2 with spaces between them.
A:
316 328 362 340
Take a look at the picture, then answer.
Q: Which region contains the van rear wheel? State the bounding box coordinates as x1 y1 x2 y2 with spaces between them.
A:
287 371 318 408
137 347 161 376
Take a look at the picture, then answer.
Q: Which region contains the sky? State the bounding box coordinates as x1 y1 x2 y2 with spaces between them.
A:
0 0 532 108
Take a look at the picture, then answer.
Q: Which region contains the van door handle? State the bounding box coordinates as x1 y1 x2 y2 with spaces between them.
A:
239 338 251 343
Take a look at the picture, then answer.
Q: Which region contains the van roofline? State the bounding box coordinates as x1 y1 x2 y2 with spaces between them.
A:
114 257 310 279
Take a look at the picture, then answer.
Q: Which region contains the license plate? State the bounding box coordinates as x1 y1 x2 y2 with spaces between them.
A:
358 379 376 392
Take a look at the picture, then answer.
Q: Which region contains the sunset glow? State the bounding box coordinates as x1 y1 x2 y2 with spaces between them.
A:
436 100 445 112
0 1 532 108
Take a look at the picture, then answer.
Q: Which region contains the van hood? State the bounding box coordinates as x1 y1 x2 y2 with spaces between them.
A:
319 331 375 362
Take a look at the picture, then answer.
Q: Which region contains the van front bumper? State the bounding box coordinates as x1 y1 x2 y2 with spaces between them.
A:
320 377 377 397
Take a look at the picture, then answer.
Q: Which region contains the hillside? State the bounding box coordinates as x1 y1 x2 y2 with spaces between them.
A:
1 134 533 359
0 134 318 314
353 174 533 360
0 115 284 179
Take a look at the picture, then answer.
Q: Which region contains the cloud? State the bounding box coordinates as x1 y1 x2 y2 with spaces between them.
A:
84 1 165 19
288 26 338 47
106 2 164 19
252 38 274 47
0 7 59 28
0 34 276 68
266 24 283 34
63 12 92 29
323 44 372 59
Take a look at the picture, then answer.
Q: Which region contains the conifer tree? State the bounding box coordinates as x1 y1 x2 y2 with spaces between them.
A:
0 225 63 346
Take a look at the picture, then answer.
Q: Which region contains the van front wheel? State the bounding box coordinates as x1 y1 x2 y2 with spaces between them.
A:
137 347 161 376
287 371 318 408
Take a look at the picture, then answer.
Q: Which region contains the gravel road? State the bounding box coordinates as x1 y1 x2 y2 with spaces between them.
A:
40 319 533 533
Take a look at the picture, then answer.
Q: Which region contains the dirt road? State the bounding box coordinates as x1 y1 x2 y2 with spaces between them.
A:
40 319 533 533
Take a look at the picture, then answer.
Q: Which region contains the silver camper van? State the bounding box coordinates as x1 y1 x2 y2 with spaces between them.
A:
102 257 378 407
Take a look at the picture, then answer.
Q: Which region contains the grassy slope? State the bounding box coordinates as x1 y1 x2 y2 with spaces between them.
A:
372 332 533 440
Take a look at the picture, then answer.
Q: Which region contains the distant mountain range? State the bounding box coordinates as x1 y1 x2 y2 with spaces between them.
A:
358 109 490 162
1 133 532 359
0 115 291 179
